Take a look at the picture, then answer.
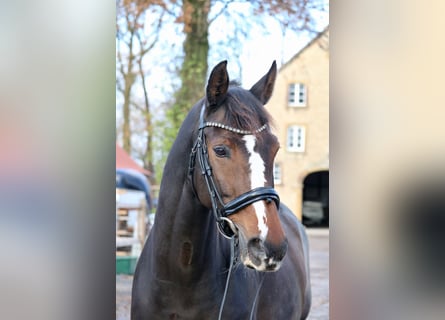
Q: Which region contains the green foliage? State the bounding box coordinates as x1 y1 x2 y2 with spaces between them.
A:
156 0 210 179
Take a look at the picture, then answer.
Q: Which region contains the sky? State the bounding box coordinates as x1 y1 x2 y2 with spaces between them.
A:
208 2 329 87
238 19 328 88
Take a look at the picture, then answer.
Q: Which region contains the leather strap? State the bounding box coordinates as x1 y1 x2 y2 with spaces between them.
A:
224 187 280 216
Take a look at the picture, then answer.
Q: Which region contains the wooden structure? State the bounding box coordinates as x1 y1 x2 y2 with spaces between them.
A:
116 188 147 257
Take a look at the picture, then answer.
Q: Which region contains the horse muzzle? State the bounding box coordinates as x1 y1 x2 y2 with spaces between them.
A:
242 237 288 272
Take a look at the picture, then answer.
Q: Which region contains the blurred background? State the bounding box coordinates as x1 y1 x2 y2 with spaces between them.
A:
1 0 445 319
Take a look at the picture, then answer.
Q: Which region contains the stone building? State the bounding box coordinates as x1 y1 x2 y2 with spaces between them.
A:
269 28 329 224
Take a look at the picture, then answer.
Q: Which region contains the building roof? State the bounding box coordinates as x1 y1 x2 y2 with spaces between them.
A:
280 26 329 72
116 143 151 177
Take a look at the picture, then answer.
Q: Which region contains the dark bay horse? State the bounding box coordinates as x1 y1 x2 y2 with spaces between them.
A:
132 61 311 319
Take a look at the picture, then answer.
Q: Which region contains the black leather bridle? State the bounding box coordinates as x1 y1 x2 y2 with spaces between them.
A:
189 104 280 238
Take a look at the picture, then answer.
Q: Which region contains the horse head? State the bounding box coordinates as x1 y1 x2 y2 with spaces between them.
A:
192 60 288 272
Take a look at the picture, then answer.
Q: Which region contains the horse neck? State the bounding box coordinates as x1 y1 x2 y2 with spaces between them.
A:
150 103 223 283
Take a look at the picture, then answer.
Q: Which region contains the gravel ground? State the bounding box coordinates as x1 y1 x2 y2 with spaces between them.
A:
116 228 329 319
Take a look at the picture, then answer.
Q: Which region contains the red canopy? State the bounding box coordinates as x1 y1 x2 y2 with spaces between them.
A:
116 143 151 177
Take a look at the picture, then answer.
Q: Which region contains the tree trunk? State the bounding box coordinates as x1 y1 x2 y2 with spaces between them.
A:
140 67 155 183
122 70 134 153
121 26 136 154
166 0 210 150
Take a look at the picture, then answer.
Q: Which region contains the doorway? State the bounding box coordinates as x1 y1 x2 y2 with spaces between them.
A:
302 170 329 227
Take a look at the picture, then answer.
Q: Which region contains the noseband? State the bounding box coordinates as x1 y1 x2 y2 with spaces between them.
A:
189 104 280 238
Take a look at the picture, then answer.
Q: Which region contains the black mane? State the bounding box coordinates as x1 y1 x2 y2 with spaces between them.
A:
217 85 273 133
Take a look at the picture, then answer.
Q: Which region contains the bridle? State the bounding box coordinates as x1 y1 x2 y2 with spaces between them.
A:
188 104 281 319
189 104 280 238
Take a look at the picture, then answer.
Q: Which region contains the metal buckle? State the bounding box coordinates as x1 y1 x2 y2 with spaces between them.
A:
217 217 238 239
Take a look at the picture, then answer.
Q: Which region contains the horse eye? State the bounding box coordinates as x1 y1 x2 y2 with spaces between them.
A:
213 146 228 158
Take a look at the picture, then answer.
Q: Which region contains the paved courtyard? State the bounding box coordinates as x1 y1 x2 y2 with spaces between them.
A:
116 228 329 319
306 228 329 319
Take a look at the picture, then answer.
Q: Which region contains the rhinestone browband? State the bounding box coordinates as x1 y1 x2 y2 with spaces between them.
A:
201 122 267 135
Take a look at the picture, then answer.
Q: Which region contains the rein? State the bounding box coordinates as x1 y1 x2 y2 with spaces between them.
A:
188 104 277 319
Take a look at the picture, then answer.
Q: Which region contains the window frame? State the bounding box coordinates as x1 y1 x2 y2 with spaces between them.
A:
286 125 306 152
288 83 307 107
273 163 282 185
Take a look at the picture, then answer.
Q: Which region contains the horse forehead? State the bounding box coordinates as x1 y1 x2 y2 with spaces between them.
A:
243 134 276 159
235 133 275 161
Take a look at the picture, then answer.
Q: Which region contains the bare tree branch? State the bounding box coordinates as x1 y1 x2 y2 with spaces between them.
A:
208 0 235 24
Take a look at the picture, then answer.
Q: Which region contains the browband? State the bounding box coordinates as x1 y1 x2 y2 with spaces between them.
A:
201 122 268 135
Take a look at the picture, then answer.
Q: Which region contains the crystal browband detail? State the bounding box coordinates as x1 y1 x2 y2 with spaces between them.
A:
201 122 268 135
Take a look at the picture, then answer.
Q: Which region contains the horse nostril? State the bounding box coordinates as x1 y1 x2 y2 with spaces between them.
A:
247 238 265 255
247 238 288 266
265 240 288 261
275 246 286 261
275 240 288 261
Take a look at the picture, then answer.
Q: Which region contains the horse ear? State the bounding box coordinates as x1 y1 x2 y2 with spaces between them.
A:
249 61 277 105
206 60 229 108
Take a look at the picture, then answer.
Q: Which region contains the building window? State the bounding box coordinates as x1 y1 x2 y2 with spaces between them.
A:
273 163 282 185
287 125 306 152
288 83 307 107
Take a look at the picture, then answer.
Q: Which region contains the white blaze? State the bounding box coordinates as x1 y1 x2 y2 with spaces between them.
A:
243 135 268 240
